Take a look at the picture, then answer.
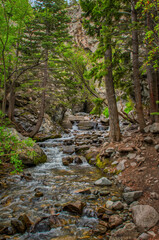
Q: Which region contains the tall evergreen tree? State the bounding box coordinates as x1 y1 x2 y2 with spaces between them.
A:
131 0 146 130
27 0 70 137
80 0 121 141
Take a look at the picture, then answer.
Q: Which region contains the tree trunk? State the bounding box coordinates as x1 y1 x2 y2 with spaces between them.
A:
105 46 121 142
2 52 7 113
146 13 158 122
8 81 15 121
28 50 48 138
131 0 145 131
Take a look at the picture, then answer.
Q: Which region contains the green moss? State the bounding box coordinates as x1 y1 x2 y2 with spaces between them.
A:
85 153 92 161
33 152 47 165
96 154 106 169
34 134 62 142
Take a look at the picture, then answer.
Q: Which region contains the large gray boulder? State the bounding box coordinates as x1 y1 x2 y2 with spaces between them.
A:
132 205 159 231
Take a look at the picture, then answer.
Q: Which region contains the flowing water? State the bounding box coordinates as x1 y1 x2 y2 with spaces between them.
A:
0 127 123 240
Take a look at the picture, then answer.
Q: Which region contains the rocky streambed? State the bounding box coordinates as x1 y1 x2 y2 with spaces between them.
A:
0 122 157 240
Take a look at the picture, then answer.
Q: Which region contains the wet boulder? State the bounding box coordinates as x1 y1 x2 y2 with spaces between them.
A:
62 146 75 154
73 156 86 164
7 128 47 167
94 177 112 186
63 201 86 215
18 214 32 230
62 156 74 166
11 219 26 234
11 214 32 234
31 216 62 233
78 121 95 130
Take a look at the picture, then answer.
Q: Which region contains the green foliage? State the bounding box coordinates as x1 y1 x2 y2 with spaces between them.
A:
136 0 159 70
96 154 106 169
124 98 134 114
103 107 109 118
90 98 104 116
0 111 35 173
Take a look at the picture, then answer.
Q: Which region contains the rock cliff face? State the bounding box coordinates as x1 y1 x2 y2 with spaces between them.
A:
68 5 98 52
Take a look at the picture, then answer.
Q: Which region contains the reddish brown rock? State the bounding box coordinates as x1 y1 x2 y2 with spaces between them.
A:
109 215 123 228
63 201 86 215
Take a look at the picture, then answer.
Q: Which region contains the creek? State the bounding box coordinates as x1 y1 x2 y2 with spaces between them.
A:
0 125 125 240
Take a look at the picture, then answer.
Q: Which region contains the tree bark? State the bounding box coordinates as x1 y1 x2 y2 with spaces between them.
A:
105 46 121 142
28 50 48 138
8 81 15 121
131 0 146 131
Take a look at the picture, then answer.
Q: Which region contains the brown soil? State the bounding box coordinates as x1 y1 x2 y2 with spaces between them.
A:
117 130 159 239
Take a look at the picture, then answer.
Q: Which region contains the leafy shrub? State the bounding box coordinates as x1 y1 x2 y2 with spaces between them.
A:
90 98 104 116
124 98 134 114
0 111 35 173
103 107 109 118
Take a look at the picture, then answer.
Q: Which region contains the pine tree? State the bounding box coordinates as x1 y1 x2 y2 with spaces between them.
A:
80 0 121 141
27 0 70 137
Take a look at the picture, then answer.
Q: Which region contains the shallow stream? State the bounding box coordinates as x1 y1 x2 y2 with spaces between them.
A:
0 127 123 240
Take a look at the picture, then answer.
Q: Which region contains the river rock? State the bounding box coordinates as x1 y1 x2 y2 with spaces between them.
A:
31 216 62 233
106 200 114 210
73 156 86 164
122 191 143 204
73 189 91 195
155 144 159 152
78 121 95 130
112 201 124 210
109 215 123 228
110 223 139 239
93 223 107 235
150 192 159 199
144 125 151 133
127 153 136 159
100 115 109 125
18 214 32 230
94 177 112 186
138 233 150 240
63 201 85 215
11 219 26 233
75 145 90 153
116 160 127 171
118 146 134 153
103 147 116 158
150 123 159 133
144 136 154 144
62 156 74 166
35 191 44 197
62 146 75 154
132 205 159 231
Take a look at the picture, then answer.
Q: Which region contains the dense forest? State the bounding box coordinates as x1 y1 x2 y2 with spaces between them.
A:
0 0 159 239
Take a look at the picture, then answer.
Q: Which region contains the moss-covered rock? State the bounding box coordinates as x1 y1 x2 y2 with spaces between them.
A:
8 128 47 167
